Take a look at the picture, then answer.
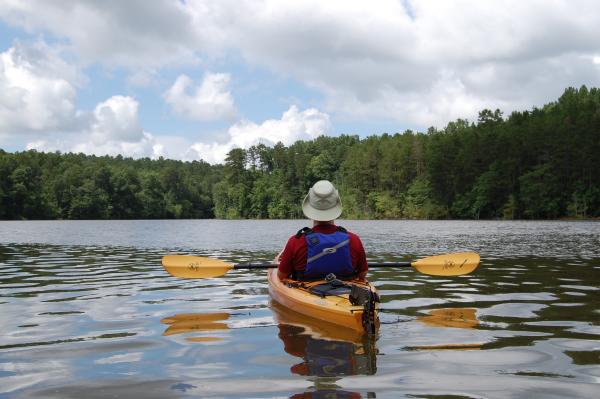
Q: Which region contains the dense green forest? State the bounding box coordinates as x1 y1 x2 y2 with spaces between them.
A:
1 86 599 220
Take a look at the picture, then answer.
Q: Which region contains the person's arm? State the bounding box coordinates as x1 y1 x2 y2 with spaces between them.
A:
273 249 283 264
350 233 368 281
356 270 367 282
277 270 289 281
274 249 286 280
277 237 295 281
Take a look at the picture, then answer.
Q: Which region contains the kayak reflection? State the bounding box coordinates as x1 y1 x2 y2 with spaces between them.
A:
160 312 230 342
290 389 363 399
271 300 377 377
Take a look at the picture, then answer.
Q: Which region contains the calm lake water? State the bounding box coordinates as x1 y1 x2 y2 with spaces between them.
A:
0 220 599 398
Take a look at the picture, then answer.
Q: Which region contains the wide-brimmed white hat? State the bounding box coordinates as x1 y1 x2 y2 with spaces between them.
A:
302 180 342 221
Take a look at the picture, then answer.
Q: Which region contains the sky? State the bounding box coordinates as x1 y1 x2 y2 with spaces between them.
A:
1 0 600 164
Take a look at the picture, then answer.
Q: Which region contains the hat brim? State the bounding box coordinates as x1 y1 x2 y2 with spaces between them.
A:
302 194 342 221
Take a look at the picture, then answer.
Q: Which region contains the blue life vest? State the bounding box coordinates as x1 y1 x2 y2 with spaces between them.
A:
303 227 354 280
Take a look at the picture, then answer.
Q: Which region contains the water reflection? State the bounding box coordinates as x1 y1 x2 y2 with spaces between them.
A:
403 307 483 351
271 301 376 399
271 301 377 377
417 307 478 329
160 304 378 377
1 229 599 398
160 312 230 342
290 390 364 399
159 307 375 398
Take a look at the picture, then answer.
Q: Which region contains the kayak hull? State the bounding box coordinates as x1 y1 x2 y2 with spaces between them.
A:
267 268 379 333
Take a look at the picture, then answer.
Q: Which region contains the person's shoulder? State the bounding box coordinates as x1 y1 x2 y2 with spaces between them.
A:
334 226 360 239
347 230 362 239
288 227 312 241
344 229 363 242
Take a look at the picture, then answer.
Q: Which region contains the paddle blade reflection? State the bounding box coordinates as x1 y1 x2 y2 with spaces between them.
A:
417 307 478 329
407 307 482 351
160 312 230 342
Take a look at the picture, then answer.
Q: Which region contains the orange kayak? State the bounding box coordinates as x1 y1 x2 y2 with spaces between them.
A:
267 269 380 333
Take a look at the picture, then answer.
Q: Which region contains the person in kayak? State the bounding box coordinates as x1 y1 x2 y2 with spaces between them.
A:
276 180 368 281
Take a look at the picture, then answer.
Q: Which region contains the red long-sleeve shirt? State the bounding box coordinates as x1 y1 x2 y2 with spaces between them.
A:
278 224 368 280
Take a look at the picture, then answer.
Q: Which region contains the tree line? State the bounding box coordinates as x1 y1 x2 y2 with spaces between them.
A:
1 86 599 220
0 152 220 220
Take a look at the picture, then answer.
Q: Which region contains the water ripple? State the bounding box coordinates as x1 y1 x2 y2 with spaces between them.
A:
1 221 599 398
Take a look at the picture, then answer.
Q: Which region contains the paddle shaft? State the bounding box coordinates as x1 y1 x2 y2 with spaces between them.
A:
234 262 411 269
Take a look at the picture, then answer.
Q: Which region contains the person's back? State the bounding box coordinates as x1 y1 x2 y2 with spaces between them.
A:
276 180 368 281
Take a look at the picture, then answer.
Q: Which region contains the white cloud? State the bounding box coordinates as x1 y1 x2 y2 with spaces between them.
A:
189 105 331 163
0 41 81 134
95 352 144 365
4 0 600 155
27 95 158 159
25 102 331 164
164 73 237 121
0 0 199 69
90 96 143 143
0 40 161 157
189 142 232 165
204 0 600 125
127 69 159 88
229 106 330 147
322 70 505 128
21 0 595 127
28 130 161 160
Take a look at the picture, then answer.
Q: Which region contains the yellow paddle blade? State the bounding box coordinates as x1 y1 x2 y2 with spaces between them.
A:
161 255 233 278
411 252 480 276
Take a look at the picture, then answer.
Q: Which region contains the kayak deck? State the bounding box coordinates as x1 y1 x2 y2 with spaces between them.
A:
267 268 379 333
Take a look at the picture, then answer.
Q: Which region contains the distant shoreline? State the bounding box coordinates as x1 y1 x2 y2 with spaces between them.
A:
2 87 599 221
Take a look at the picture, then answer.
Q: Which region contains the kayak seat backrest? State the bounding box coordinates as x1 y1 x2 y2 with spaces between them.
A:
309 283 352 297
